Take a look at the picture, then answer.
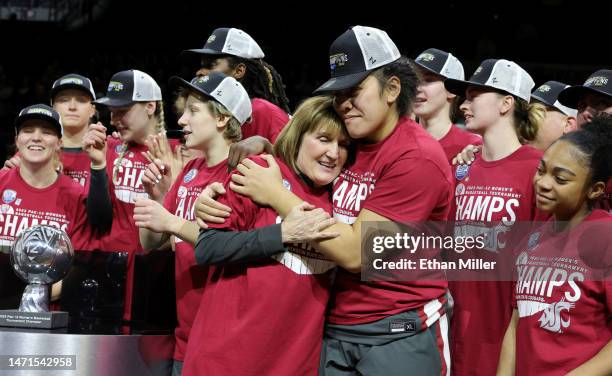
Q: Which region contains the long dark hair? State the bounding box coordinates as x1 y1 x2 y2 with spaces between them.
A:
226 56 291 114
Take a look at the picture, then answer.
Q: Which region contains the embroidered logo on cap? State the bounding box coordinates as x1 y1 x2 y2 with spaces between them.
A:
192 76 209 86
108 81 124 92
416 52 435 62
330 53 349 71
474 66 483 75
537 84 551 93
60 78 84 85
584 76 608 87
207 35 216 44
26 108 53 117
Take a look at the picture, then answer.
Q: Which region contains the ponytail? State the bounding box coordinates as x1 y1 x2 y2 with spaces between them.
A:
513 99 545 143
154 100 166 134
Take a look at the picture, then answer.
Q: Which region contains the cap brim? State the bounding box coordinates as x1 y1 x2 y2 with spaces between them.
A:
313 70 371 94
557 85 612 108
445 79 471 97
15 114 62 137
445 79 511 98
93 97 134 107
529 94 554 108
181 48 224 58
169 76 214 101
51 84 94 102
414 62 446 79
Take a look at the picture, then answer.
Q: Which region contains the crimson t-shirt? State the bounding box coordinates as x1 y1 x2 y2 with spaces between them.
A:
0 167 93 251
328 117 453 325
102 136 180 321
13 148 91 187
61 147 91 187
438 124 482 165
183 157 335 376
241 98 289 143
514 210 612 375
449 144 543 376
162 157 227 361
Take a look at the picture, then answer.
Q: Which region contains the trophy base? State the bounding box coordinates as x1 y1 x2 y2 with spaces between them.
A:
0 310 68 329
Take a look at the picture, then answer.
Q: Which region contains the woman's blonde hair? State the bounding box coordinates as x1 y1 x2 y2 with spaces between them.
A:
512 98 546 144
113 100 166 183
274 96 348 173
176 89 242 143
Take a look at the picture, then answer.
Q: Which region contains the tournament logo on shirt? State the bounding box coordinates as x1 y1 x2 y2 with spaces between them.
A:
177 186 188 199
2 189 17 204
115 144 126 154
527 232 540 251
1 204 14 214
455 183 465 196
455 164 470 180
183 169 198 184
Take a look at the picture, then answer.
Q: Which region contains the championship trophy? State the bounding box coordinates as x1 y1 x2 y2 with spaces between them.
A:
0 225 74 329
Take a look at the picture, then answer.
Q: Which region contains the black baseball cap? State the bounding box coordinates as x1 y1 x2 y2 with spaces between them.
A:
414 48 465 80
531 81 577 116
170 72 252 125
94 69 162 108
558 69 612 108
182 27 265 60
14 104 63 137
314 26 401 94
50 73 96 102
445 59 535 103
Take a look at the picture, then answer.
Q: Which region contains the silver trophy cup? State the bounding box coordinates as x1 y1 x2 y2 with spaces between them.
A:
10 225 74 314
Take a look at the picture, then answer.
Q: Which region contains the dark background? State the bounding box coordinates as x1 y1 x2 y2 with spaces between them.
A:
0 0 608 162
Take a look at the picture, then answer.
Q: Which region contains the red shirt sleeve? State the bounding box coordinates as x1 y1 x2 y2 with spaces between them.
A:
363 156 452 222
248 99 289 143
206 177 258 231
267 110 289 143
64 181 93 249
206 157 268 231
